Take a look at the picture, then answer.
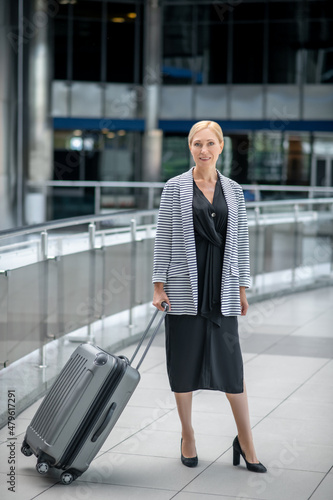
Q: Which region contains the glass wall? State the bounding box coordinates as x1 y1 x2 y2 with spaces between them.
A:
52 129 140 218
162 0 333 85
54 0 143 83
53 0 333 86
161 130 332 198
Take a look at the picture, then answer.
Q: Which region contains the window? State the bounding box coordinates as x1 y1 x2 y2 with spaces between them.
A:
54 17 68 80
232 2 265 21
161 134 189 180
163 4 228 84
268 22 300 84
305 21 333 83
197 23 228 84
233 23 264 83
163 23 194 84
72 1 102 81
106 3 138 83
72 18 102 81
268 1 333 84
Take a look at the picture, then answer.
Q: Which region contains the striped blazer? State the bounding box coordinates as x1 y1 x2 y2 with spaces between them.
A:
152 166 251 316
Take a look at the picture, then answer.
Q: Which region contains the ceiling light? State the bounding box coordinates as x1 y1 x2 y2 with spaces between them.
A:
107 132 115 139
111 17 125 23
73 129 82 136
127 12 137 19
118 130 126 136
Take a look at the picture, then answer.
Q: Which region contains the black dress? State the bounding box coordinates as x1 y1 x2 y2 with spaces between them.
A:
165 179 244 394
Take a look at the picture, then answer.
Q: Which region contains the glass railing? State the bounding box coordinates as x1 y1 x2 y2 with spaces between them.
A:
27 180 333 213
0 199 332 426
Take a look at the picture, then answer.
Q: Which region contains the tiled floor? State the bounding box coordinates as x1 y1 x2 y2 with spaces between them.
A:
0 286 333 500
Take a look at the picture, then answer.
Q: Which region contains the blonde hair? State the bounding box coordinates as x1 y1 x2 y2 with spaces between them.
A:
188 120 224 147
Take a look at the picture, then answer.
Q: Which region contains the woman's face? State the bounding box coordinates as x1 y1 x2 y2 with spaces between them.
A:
190 128 223 169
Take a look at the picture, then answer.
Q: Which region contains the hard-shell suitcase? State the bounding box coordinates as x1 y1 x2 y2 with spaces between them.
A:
21 303 168 485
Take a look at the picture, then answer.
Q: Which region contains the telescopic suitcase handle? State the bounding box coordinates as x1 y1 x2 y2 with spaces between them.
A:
129 302 169 371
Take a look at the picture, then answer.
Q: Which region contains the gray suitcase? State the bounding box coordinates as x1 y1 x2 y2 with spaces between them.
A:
21 303 168 485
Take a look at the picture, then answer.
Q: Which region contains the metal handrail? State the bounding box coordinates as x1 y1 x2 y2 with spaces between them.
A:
27 179 333 213
246 197 333 208
28 179 333 193
241 184 333 194
1 198 333 243
28 180 166 188
0 209 157 241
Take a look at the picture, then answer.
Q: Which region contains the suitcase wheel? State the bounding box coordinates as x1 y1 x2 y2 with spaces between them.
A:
61 470 76 485
21 444 33 457
36 461 49 475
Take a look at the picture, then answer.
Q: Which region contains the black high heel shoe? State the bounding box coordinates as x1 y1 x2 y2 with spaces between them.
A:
233 436 267 473
181 438 198 468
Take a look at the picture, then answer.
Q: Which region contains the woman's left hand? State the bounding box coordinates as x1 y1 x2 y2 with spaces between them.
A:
240 286 249 316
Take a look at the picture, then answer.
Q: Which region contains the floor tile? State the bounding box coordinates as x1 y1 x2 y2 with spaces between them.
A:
308 472 333 500
245 294 322 328
111 404 171 431
303 360 333 386
264 336 333 359
267 397 333 421
0 470 59 500
218 439 333 474
192 390 232 414
146 361 168 374
144 405 261 440
36 481 177 500
244 354 327 381
183 463 325 500
16 399 43 421
1 287 332 500
242 352 258 363
78 452 211 491
138 371 171 390
127 387 176 410
251 417 333 447
240 334 286 355
174 493 259 500
245 377 302 400
97 426 135 455
291 309 333 338
246 396 284 417
192 391 283 419
241 322 297 336
289 379 333 403
112 428 232 463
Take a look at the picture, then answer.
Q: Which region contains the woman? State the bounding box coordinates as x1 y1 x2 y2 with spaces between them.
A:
152 120 266 473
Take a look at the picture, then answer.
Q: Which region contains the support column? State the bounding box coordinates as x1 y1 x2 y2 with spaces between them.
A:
0 0 54 228
0 1 17 229
25 0 53 224
142 0 163 183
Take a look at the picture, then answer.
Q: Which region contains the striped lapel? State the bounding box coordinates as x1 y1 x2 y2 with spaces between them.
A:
218 171 237 266
179 167 198 301
179 167 194 232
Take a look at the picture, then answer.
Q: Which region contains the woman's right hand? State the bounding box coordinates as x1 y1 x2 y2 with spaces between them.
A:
153 283 171 311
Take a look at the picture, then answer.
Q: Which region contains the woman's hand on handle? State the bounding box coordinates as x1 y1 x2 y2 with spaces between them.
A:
153 282 171 312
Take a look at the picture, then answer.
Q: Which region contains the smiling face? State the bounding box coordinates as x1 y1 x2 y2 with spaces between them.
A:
189 128 224 169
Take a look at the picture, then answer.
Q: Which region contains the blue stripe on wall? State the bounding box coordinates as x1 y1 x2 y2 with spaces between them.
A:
53 117 333 133
158 120 333 133
53 117 145 131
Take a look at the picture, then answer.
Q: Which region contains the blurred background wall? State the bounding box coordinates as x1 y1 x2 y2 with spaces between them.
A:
0 0 333 228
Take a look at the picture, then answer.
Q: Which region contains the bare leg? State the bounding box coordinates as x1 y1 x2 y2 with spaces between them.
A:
174 392 196 458
225 382 259 463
